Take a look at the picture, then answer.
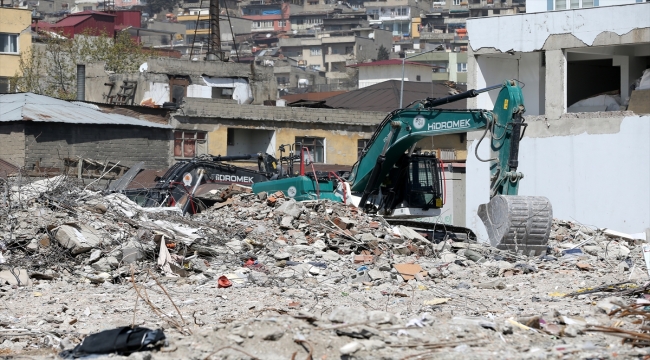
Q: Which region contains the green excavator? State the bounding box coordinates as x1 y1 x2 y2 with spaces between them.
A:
253 80 553 254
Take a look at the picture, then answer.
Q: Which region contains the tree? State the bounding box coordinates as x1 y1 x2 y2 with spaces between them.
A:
14 30 156 99
377 45 390 61
146 0 182 16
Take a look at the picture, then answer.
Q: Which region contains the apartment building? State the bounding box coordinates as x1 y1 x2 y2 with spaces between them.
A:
0 7 32 93
364 0 413 37
240 1 291 32
278 28 392 83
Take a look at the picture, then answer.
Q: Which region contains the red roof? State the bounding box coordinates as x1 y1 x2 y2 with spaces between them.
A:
348 59 436 68
52 15 92 27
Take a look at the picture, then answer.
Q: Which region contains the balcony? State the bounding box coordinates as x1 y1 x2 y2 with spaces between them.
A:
363 0 408 7
444 17 466 24
378 14 410 21
322 35 356 44
419 32 454 40
325 53 349 63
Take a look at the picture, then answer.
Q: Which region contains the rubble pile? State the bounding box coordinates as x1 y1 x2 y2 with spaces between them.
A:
2 177 650 358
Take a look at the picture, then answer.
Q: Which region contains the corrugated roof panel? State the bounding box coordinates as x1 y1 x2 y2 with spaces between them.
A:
0 93 171 129
324 80 467 112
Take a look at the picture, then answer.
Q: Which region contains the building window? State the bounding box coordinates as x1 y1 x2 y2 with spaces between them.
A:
570 0 579 7
277 76 289 86
211 87 233 99
345 46 354 54
83 5 92 10
554 0 566 9
253 20 274 29
278 20 287 27
310 47 322 56
357 139 369 159
174 131 207 158
0 33 19 54
416 75 421 81
452 0 461 5
295 137 325 163
227 128 235 146
582 0 593 7
457 62 467 72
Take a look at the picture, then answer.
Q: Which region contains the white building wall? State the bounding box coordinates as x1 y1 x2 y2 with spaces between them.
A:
467 115 650 242
468 3 650 53
526 0 640 13
358 64 431 88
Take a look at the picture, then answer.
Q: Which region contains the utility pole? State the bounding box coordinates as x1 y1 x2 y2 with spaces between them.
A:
207 0 226 61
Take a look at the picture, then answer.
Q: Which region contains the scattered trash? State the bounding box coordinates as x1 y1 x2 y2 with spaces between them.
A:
59 326 166 358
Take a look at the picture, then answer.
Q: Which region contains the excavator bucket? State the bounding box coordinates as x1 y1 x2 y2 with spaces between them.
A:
478 195 553 256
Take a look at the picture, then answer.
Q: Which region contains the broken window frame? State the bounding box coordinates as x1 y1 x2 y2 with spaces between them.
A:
295 137 325 163
357 139 370 159
174 130 207 158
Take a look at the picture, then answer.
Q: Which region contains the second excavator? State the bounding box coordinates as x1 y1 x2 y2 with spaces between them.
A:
252 80 553 254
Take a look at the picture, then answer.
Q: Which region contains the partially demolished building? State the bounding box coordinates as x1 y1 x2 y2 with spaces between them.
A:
465 2 650 238
0 93 172 173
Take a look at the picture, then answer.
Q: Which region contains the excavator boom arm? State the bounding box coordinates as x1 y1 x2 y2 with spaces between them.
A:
350 80 524 200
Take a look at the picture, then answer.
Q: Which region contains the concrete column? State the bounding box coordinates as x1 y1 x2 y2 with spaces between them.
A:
544 50 567 119
466 48 478 109
449 52 458 83
613 55 629 101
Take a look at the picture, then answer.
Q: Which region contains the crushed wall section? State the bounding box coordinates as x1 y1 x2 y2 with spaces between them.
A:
23 123 171 170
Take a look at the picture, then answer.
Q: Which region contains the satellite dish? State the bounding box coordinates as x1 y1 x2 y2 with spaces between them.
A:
266 33 271 38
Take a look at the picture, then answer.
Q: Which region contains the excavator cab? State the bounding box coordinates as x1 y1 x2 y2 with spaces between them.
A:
379 152 444 217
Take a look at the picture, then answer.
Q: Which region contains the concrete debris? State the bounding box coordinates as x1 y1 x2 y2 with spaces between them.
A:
1 179 650 358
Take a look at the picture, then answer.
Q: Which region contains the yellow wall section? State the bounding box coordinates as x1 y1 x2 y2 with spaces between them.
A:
275 128 369 165
0 8 32 78
207 126 228 156
205 125 372 165
411 17 421 39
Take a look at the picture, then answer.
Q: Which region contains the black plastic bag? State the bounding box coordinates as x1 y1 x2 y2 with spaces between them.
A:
59 326 166 359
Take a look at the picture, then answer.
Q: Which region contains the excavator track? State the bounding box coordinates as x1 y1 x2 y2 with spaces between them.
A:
478 195 553 256
384 219 477 243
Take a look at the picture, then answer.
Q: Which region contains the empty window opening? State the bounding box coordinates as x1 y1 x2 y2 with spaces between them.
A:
567 59 620 111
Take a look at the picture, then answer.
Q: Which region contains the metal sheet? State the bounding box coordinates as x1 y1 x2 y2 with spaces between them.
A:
0 93 171 129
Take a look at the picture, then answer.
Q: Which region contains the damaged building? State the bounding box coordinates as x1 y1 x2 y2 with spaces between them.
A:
465 2 650 239
0 93 172 172
83 58 278 107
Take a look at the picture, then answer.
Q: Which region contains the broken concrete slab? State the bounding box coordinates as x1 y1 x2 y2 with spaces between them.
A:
55 224 104 255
